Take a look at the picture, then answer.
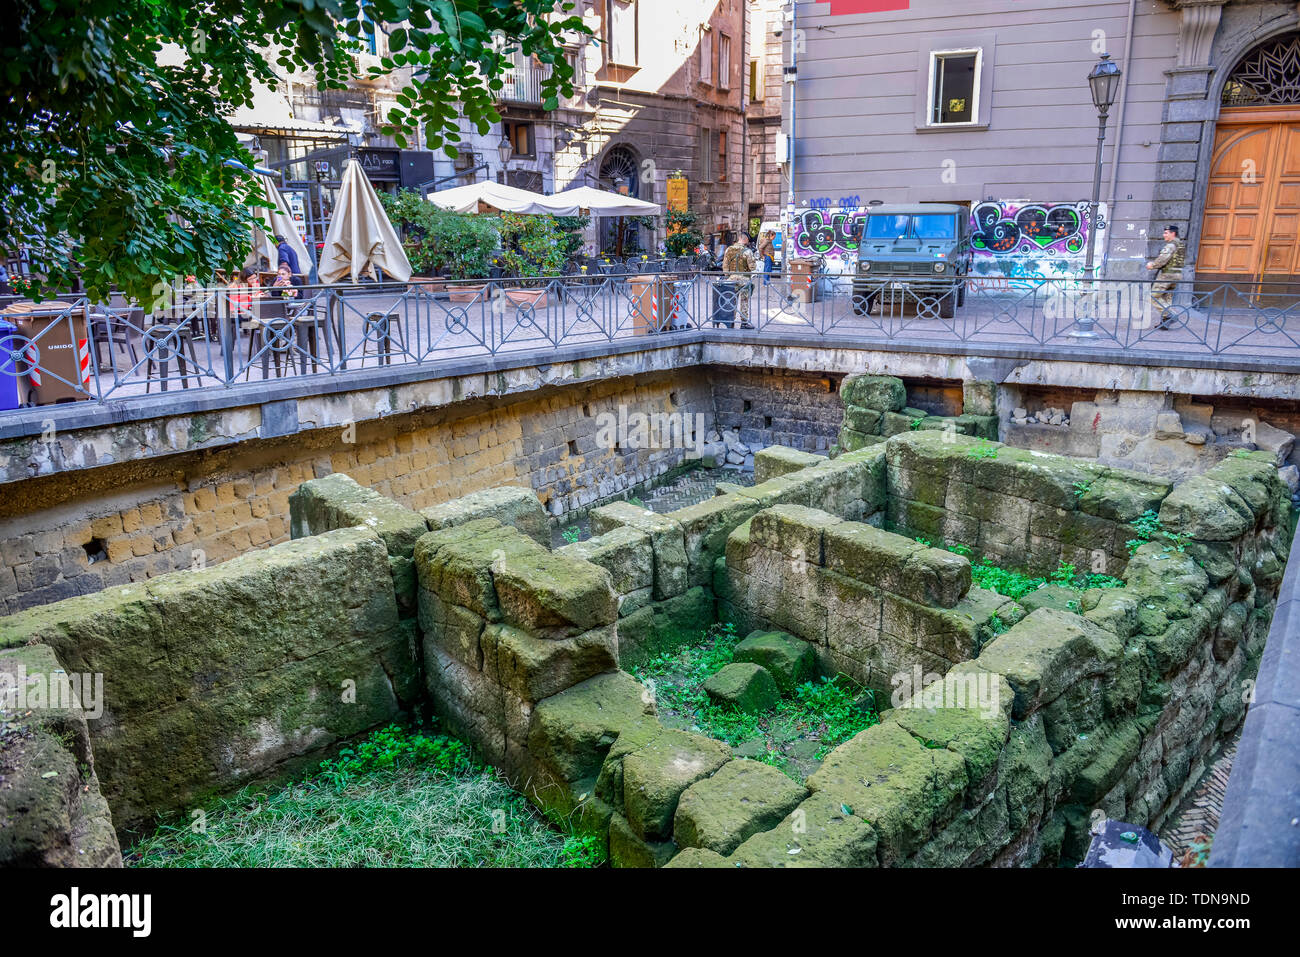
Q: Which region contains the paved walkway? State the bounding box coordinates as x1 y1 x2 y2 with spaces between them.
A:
1159 736 1237 867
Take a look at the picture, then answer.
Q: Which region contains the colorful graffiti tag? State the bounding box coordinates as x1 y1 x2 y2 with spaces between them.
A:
969 200 1105 288
791 208 867 258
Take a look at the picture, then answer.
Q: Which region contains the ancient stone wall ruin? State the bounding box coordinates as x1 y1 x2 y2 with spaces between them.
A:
0 414 1288 868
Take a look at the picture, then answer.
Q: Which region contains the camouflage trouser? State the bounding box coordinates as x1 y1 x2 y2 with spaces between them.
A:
735 279 751 323
1150 279 1175 314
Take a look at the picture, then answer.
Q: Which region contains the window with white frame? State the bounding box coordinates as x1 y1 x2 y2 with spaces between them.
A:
929 49 980 125
718 34 731 90
700 29 713 85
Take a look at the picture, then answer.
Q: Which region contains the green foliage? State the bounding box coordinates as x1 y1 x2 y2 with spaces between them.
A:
632 625 877 781
129 723 595 868
1072 481 1092 499
947 541 973 558
1049 561 1077 585
1126 508 1183 555
967 439 999 459
664 206 703 258
914 535 932 547
969 561 1046 600
553 215 591 261
495 213 569 278
380 190 499 278
5 0 589 301
560 525 582 545
909 418 925 430
1085 573 1125 589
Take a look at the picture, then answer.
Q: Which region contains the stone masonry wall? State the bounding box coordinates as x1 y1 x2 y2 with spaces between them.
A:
721 505 1023 693
886 430 1173 580
1 366 853 617
657 449 1287 867
0 526 421 832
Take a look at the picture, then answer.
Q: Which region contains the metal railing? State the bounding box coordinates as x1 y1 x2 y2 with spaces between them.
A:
3 269 1300 420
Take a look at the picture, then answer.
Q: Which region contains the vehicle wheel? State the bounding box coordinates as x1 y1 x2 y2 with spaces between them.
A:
938 288 956 319
851 291 868 316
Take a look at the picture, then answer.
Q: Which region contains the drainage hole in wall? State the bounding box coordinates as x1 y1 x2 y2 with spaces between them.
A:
83 538 108 564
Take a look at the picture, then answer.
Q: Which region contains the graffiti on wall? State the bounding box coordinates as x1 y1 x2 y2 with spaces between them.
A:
969 200 1105 288
789 199 1107 287
791 207 867 258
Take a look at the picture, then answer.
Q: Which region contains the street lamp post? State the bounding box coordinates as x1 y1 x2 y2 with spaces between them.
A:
1071 52 1122 338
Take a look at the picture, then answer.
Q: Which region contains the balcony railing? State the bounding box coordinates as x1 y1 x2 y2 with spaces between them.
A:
3 265 1300 424
500 56 547 105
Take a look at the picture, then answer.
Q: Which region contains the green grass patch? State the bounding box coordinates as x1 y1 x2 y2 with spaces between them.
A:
632 623 879 780
127 723 601 869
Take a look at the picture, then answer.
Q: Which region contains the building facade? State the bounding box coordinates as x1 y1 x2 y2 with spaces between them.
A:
782 0 1300 284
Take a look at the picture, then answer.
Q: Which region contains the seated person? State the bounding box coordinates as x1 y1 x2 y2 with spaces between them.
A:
270 262 302 299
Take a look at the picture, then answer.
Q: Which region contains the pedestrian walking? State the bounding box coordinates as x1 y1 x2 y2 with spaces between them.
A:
758 230 776 286
1146 225 1185 329
722 230 757 328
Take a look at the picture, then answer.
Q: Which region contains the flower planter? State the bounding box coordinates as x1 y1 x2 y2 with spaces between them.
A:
447 284 487 302
504 288 549 308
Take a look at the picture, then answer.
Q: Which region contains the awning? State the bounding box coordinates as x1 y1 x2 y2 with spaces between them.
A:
427 181 581 216
549 186 662 216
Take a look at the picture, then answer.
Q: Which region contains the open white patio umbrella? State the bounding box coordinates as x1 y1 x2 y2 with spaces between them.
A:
427 180 580 216
318 159 413 284
248 175 310 274
548 186 662 216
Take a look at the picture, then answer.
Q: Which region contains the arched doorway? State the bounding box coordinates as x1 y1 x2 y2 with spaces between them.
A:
1198 33 1300 284
597 145 645 256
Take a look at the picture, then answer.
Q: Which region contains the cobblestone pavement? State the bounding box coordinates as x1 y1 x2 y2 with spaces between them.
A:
1159 736 1238 865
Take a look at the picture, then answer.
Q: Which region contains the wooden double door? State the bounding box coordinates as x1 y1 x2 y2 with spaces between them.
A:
1198 107 1300 282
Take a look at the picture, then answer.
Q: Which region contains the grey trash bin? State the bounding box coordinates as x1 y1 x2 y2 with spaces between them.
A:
711 280 737 328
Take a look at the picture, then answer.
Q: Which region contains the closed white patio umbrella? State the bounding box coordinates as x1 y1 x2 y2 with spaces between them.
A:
248 175 310 274
427 180 580 216
318 159 413 284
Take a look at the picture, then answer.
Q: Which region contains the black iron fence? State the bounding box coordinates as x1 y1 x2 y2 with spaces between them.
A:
2 269 1299 418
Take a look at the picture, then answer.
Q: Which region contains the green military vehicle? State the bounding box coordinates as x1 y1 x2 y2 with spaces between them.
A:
850 204 973 319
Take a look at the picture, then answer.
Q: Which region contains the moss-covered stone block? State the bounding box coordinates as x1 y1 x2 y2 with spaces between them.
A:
526 671 657 786
753 446 823 484
1158 475 1255 541
492 550 618 637
733 630 816 693
609 812 677 868
976 608 1123 719
841 374 906 412
663 846 732 868
749 504 843 564
421 485 549 546
556 526 653 598
703 662 779 714
729 791 879 867
844 406 883 436
0 645 122 867
622 729 731 841
1078 472 1172 523
673 759 807 855
289 471 429 614
590 502 688 600
805 720 966 865
669 493 764 588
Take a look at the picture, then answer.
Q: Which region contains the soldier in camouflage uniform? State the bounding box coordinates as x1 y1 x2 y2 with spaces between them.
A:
721 231 757 328
1146 225 1185 328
